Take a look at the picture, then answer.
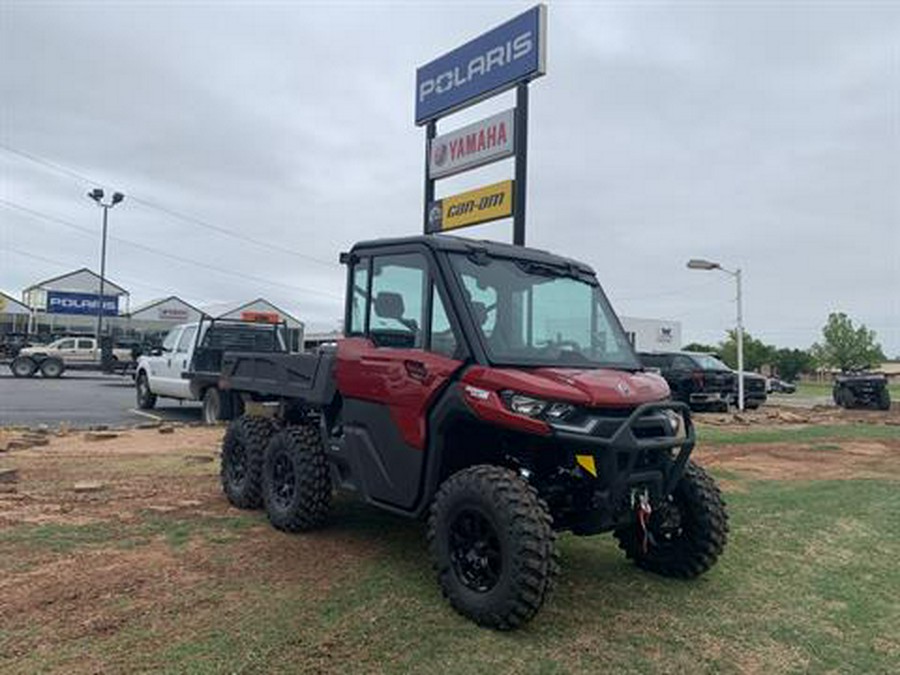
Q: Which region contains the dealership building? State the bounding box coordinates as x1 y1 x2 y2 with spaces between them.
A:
621 316 682 352
2 268 305 351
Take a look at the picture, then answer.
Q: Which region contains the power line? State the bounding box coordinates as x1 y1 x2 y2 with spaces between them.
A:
0 198 343 301
0 142 341 270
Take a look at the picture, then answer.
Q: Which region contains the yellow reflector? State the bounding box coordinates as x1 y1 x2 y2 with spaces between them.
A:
576 455 597 477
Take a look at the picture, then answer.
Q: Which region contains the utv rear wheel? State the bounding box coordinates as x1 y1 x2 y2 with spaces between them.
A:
614 462 728 579
428 465 558 630
262 424 331 532
220 415 274 509
878 389 891 411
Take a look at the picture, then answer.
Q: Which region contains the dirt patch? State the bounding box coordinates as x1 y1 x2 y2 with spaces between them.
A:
0 426 389 672
696 438 900 481
694 403 900 428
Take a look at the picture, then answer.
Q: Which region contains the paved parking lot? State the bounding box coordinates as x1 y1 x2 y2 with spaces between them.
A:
0 368 202 427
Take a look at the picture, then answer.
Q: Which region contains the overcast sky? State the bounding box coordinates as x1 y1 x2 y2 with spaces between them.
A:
1 0 898 354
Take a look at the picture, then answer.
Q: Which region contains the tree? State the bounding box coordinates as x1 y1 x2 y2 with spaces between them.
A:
718 331 775 372
771 348 815 381
811 312 886 371
683 342 718 354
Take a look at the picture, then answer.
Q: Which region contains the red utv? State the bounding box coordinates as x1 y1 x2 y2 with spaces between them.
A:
216 236 728 629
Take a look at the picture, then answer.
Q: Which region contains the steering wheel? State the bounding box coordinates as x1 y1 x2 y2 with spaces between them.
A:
537 338 582 353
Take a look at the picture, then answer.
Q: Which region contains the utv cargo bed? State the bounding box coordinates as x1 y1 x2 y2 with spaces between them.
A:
220 350 336 406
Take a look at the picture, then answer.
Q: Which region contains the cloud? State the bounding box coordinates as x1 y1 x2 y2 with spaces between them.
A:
1 1 897 350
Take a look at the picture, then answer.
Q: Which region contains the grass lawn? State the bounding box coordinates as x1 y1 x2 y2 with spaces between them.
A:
697 423 900 445
1 424 898 673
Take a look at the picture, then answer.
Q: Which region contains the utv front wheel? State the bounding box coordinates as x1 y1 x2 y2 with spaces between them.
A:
220 415 274 509
428 465 558 630
878 389 891 411
614 462 728 579
262 425 331 532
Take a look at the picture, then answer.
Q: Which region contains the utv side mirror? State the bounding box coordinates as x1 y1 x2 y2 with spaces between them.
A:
374 292 405 320
469 301 489 327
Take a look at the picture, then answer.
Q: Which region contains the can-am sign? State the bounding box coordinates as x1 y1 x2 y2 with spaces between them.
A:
415 5 546 125
47 291 118 316
429 108 514 179
427 180 513 233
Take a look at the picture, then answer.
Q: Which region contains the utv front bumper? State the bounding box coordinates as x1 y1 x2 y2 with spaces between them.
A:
547 401 696 534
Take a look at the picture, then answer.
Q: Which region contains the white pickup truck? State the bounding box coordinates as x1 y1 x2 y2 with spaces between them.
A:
134 319 287 424
11 337 132 378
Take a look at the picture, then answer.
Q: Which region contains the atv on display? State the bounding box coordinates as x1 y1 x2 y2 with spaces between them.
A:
833 371 891 410
216 235 729 629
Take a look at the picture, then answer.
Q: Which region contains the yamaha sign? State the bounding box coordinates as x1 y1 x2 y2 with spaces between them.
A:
429 108 514 179
47 291 119 316
415 5 546 125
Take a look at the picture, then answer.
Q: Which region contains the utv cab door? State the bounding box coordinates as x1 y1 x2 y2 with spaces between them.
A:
335 248 466 512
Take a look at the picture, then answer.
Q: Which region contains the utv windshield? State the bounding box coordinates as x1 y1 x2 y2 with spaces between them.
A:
449 253 640 369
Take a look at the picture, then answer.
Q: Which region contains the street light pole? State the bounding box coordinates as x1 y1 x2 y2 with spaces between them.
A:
735 268 744 413
97 203 109 340
87 189 124 348
687 258 746 412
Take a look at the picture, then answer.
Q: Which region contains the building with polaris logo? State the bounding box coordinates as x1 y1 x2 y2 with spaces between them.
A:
2 268 305 351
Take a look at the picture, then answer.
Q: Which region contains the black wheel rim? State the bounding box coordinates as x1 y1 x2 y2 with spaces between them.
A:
448 508 502 593
271 451 296 510
227 442 247 486
646 498 685 551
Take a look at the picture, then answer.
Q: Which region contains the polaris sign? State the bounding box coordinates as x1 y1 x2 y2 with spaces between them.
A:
47 291 119 316
415 5 546 125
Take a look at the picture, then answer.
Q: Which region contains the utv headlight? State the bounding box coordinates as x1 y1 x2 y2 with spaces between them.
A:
504 393 547 417
501 392 575 420
661 409 682 435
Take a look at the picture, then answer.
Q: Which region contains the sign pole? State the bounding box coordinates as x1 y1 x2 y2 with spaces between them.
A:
423 120 436 233
513 82 529 246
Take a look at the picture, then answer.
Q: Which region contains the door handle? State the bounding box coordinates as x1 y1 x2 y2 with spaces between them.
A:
404 359 428 382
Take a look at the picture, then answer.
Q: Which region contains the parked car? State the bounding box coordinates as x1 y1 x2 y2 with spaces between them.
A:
10 336 132 378
767 378 797 394
135 318 287 424
638 351 734 412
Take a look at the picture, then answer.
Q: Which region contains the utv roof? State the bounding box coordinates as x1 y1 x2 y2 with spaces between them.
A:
348 235 595 275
